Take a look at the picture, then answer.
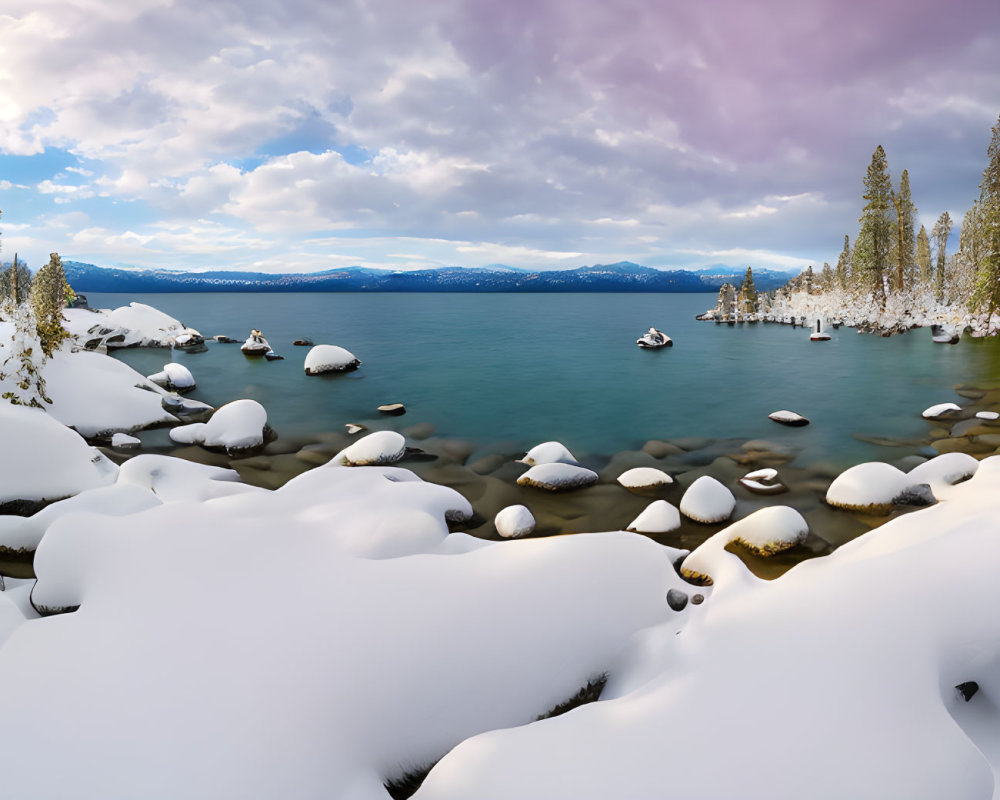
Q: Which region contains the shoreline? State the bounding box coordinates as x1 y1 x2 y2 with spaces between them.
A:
88 375 1000 581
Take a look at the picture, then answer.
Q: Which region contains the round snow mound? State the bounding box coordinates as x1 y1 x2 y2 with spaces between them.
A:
169 399 268 454
680 476 735 523
333 430 406 466
517 441 577 467
626 500 681 534
147 362 195 391
617 467 673 490
922 402 961 419
516 463 598 491
723 506 809 555
495 505 535 538
825 462 912 513
304 345 361 375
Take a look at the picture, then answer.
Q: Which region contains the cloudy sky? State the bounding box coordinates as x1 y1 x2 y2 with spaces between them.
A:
0 0 998 274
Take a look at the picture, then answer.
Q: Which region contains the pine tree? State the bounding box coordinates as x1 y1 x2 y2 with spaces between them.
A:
972 114 1000 316
890 169 917 292
0 255 32 305
835 235 850 289
932 212 953 302
855 145 894 305
29 252 69 357
916 225 932 285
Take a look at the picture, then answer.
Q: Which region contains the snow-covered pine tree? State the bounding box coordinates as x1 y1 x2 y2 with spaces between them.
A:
29 252 69 357
932 212 953 303
855 146 893 306
972 114 1000 316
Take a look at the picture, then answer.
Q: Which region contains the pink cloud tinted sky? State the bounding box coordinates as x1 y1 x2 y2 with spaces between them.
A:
0 0 997 273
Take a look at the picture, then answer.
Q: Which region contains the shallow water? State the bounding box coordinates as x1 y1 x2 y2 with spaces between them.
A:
89 291 1000 467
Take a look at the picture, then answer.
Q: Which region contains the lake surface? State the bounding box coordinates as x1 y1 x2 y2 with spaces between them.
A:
88 291 1000 467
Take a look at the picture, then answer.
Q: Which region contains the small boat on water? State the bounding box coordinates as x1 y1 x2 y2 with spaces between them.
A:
241 329 272 356
637 327 673 348
809 319 830 341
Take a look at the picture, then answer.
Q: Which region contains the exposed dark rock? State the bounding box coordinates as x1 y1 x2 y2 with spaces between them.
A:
956 681 980 702
666 588 689 611
292 338 314 346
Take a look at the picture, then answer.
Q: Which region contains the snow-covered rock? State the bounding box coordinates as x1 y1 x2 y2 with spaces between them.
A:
495 505 535 538
303 344 361 375
976 411 999 421
922 402 962 419
768 409 810 427
0 404 118 508
679 476 735 523
117 455 253 503
332 430 406 466
64 302 187 349
625 500 681 534
825 461 913 513
680 505 808 583
617 467 673 490
516 463 598 491
517 441 578 466
147 362 196 392
907 453 979 490
111 432 141 449
169 399 269 455
738 467 787 495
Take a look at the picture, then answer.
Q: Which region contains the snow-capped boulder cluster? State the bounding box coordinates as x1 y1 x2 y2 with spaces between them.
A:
64 302 189 349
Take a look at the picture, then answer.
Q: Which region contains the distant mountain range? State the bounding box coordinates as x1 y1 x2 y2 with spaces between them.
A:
63 261 795 294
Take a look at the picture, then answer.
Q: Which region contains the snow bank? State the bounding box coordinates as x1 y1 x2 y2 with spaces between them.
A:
907 453 979 491
415 460 1000 800
0 404 117 506
303 344 361 375
0 461 687 799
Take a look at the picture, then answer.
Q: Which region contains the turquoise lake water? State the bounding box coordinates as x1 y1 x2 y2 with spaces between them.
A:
88 292 1000 467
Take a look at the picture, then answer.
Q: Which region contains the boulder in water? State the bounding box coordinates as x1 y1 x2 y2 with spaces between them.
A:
516 463 598 492
304 344 361 375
